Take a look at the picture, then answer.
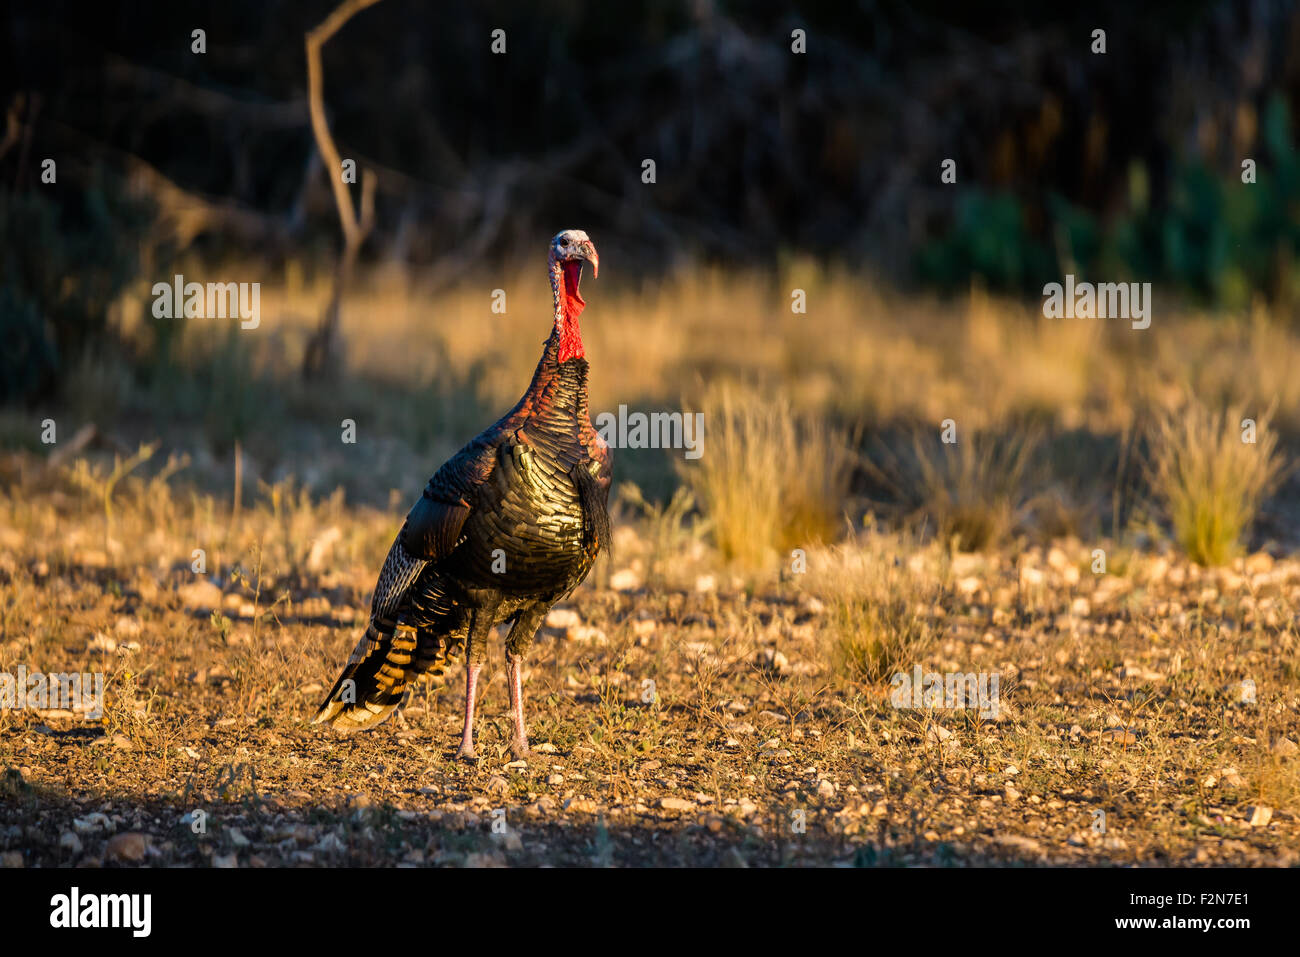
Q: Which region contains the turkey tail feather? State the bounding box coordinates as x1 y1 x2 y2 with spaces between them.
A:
313 619 464 731
312 619 405 730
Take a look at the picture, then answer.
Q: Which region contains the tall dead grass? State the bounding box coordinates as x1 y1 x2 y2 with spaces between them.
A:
31 263 1300 560
677 383 853 568
100 260 1300 445
1146 397 1284 566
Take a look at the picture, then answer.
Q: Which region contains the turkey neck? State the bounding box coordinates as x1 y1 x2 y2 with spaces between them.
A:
522 335 591 428
511 260 593 439
550 258 586 363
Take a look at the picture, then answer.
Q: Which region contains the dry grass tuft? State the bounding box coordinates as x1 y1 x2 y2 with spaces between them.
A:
1146 398 1284 566
677 383 852 568
808 543 940 685
829 589 935 686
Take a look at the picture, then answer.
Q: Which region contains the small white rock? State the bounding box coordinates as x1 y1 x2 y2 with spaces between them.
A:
1220 767 1246 788
609 569 640 591
545 608 581 629
88 632 117 653
1248 805 1273 827
72 812 113 834
313 833 346 853
568 625 608 645
926 726 953 744
754 648 791 675
1272 737 1298 757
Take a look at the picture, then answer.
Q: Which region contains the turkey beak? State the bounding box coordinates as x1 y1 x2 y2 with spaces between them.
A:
582 242 599 279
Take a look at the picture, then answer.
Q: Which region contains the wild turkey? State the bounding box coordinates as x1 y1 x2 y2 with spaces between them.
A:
313 229 611 761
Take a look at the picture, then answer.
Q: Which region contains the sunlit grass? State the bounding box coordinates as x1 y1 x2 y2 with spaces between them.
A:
1146 397 1284 566
677 383 852 569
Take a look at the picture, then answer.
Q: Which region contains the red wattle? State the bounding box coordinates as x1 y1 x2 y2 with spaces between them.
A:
557 260 586 362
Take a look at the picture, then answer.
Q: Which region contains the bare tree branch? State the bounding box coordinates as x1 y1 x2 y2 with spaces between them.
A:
301 0 383 380
305 0 381 250
105 54 308 129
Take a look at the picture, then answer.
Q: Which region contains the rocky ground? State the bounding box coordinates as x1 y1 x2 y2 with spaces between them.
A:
2 481 1298 868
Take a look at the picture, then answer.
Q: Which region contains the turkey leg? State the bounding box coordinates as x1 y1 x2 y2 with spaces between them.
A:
504 605 547 761
506 652 527 759
456 663 483 761
455 604 497 761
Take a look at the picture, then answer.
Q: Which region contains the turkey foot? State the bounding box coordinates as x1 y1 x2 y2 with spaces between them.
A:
508 730 531 762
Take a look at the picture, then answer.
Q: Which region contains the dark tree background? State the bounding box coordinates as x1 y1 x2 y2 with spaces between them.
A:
3 0 1300 397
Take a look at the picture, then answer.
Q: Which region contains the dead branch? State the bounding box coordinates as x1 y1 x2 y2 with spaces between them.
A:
104 55 308 129
41 117 288 256
0 95 23 162
301 0 383 380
